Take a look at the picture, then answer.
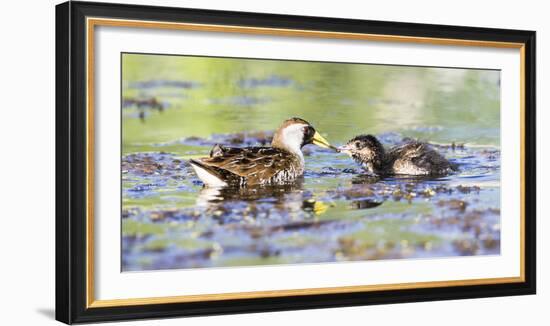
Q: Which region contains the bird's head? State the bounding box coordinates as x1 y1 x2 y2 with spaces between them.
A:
338 135 385 164
272 117 336 154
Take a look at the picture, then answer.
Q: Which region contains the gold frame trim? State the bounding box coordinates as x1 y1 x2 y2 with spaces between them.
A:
86 17 526 309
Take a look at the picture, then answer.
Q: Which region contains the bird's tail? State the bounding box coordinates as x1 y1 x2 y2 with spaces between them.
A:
189 159 230 187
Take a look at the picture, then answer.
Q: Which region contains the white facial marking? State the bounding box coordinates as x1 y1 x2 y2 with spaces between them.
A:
281 123 307 158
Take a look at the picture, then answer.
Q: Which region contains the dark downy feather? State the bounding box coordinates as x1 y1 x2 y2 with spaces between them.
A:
344 135 457 176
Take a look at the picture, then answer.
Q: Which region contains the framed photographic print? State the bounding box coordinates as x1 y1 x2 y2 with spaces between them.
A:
56 1 536 324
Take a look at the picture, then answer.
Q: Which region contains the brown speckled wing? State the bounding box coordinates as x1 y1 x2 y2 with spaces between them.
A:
198 147 295 184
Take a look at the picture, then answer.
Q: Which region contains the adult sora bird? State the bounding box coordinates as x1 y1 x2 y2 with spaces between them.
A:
338 134 457 176
189 118 336 187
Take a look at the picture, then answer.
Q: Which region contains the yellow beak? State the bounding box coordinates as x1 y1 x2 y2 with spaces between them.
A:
312 131 337 151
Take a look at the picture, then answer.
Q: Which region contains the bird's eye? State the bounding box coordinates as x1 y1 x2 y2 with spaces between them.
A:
355 141 361 148
304 126 314 137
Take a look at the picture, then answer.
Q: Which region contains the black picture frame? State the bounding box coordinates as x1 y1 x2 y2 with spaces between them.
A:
56 1 536 324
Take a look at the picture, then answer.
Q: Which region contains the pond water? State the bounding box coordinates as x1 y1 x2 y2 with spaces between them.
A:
121 53 501 271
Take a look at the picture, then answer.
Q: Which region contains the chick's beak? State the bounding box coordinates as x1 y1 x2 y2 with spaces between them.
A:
312 131 338 151
337 144 353 154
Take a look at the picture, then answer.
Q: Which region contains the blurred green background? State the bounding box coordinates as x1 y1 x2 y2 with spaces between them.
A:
122 53 500 155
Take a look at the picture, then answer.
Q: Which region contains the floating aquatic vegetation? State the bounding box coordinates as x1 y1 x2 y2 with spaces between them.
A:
122 152 186 176
122 97 165 110
154 131 276 151
121 131 501 271
122 96 171 123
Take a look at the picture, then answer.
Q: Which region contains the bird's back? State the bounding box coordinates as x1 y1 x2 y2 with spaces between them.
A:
195 146 304 186
388 141 455 175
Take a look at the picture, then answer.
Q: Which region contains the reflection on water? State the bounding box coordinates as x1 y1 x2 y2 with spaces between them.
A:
121 53 501 271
